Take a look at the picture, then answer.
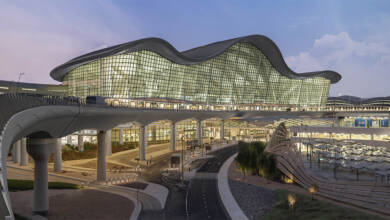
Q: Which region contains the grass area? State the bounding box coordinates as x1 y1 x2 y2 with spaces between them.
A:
262 189 384 220
14 214 29 220
8 179 79 192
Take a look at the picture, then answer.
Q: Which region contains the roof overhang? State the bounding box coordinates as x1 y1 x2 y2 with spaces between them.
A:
50 35 342 84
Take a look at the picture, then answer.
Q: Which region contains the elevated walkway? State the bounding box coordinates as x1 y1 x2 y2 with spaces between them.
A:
291 137 390 148
266 123 390 216
291 126 390 135
0 94 389 218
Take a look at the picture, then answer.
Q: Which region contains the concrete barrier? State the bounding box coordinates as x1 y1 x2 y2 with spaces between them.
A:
217 153 248 220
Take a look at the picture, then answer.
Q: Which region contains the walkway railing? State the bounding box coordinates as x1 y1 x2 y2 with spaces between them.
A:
105 97 390 112
265 123 390 216
0 93 82 131
1 93 390 128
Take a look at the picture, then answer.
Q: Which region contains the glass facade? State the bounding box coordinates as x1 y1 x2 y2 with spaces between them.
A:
109 119 269 144
338 116 389 128
63 43 330 106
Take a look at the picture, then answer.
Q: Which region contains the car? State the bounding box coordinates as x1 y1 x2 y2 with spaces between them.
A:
86 96 106 106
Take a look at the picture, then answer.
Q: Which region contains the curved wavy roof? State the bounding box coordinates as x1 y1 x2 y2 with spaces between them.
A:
50 35 341 83
327 95 390 106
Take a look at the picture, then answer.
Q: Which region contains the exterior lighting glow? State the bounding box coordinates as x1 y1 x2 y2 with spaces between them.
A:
309 184 318 200
288 193 296 210
21 88 37 91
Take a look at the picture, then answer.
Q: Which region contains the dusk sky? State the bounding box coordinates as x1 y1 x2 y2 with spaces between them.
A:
1 0 389 98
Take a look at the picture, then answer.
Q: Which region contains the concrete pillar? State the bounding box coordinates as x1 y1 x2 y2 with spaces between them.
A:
27 138 56 217
66 135 72 145
197 120 202 145
97 130 107 182
170 122 176 151
13 140 21 163
11 143 17 162
106 130 112 156
119 128 124 145
53 138 62 172
220 119 225 142
139 125 146 160
78 135 84 152
20 138 28 166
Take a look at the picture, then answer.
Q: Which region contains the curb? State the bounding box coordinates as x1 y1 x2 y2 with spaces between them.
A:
217 153 249 220
7 165 89 183
92 187 142 220
111 181 168 210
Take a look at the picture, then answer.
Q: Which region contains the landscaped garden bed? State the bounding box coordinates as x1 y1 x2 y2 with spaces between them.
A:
49 141 137 161
262 189 385 220
7 179 79 191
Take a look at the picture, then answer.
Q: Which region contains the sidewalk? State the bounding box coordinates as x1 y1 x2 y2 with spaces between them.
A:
6 165 165 218
217 153 248 220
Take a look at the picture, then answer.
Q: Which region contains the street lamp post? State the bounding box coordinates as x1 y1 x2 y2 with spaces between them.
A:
18 73 25 82
135 160 140 202
181 135 185 183
16 72 25 93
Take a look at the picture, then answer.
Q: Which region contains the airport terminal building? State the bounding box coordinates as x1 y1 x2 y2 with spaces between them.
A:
3 35 390 143
1 35 341 108
3 35 390 219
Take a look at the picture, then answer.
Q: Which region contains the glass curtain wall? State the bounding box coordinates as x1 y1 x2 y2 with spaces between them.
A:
110 119 269 144
64 43 330 106
176 119 198 141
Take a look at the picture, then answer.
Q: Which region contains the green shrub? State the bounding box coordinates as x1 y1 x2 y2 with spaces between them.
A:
7 179 79 191
56 142 97 161
7 179 34 191
47 182 79 190
63 144 78 151
83 142 97 151
235 141 281 180
50 141 139 161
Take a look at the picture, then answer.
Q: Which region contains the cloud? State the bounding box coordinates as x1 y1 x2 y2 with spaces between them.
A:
286 32 390 97
285 52 324 72
288 16 320 29
379 55 390 65
314 32 388 61
0 1 143 84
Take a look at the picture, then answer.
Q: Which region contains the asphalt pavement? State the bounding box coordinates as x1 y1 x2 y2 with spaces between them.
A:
187 145 238 220
139 145 238 220
138 154 188 220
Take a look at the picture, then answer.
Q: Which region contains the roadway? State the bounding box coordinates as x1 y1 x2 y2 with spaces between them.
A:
187 145 238 220
139 145 238 220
